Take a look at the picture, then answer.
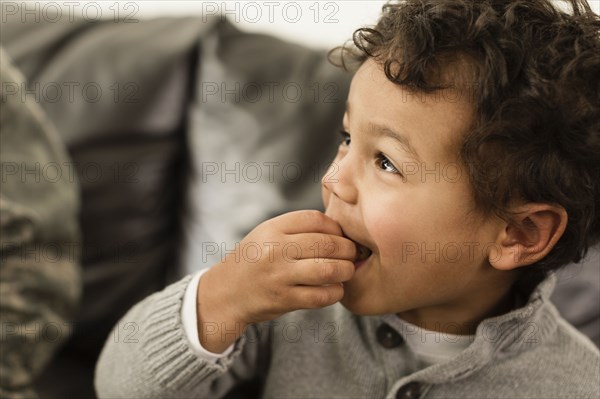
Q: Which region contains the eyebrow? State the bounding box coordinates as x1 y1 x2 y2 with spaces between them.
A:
346 101 422 163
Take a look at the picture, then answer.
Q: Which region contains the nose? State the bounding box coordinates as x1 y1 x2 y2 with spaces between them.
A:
321 151 359 206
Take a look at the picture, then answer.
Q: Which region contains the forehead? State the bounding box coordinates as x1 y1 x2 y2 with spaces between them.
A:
347 60 475 155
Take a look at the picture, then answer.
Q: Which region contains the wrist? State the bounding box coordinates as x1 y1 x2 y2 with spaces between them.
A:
196 267 248 353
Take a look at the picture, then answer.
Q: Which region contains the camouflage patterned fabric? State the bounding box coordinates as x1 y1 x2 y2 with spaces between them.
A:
0 48 81 399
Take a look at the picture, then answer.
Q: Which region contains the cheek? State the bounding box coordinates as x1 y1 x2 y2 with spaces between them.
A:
362 189 466 265
364 185 490 273
363 203 409 263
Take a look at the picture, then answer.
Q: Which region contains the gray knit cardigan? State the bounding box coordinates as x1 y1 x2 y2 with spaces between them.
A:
95 273 600 398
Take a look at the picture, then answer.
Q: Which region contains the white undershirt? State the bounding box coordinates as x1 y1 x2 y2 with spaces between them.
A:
182 270 474 365
181 269 234 362
381 314 475 366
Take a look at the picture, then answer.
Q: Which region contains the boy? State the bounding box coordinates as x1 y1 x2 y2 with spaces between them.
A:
95 0 600 397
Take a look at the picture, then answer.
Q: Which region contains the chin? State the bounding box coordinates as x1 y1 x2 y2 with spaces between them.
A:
339 295 382 316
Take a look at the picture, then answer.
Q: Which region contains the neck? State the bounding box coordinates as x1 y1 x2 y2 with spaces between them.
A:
397 278 517 335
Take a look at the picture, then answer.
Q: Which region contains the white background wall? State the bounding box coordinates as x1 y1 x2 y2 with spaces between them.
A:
126 0 600 49
132 1 388 49
12 1 386 49
19 1 600 50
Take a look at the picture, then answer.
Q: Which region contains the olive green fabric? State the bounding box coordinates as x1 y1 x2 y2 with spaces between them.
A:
0 48 81 399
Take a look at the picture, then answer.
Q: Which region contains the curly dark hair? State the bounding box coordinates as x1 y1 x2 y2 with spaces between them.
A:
331 0 600 277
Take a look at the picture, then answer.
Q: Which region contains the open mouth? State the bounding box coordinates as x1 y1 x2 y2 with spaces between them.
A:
339 228 373 266
355 243 373 262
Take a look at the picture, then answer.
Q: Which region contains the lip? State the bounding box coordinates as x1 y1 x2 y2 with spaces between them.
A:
354 253 373 269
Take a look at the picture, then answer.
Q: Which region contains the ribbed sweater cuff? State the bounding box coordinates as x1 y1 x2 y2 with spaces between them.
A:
141 275 247 392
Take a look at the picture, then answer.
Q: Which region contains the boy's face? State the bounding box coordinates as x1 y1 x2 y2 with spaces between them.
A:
322 60 511 322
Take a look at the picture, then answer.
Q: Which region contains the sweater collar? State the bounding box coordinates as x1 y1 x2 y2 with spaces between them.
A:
380 273 558 383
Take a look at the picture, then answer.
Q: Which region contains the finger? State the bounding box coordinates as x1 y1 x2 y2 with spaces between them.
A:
288 283 345 309
287 233 357 261
270 210 343 236
287 258 355 286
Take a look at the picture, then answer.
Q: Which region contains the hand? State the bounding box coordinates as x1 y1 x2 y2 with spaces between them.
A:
198 210 357 335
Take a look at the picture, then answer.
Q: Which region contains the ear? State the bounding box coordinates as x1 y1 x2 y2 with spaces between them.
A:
489 203 568 271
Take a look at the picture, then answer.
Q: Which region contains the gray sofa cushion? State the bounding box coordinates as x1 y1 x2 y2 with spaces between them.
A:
183 20 350 274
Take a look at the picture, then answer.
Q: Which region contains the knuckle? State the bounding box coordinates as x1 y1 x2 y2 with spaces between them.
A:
320 263 338 281
305 210 326 225
266 285 285 303
346 241 357 259
312 290 333 307
340 261 354 280
319 235 336 254
331 285 344 301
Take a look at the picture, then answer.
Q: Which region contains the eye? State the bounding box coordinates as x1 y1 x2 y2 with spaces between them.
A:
338 130 351 146
376 153 401 175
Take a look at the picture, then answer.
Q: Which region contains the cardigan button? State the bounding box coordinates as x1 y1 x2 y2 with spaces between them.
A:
376 323 403 348
395 381 422 399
